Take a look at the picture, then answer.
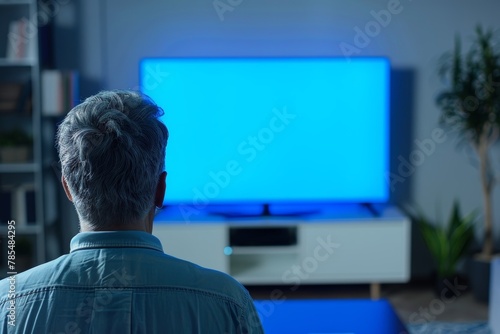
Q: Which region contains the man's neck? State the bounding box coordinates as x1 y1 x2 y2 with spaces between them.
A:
79 208 155 233
80 225 148 232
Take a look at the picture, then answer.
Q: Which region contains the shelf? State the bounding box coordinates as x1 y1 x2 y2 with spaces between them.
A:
230 253 299 284
0 0 31 5
0 58 36 67
0 163 38 173
229 245 299 255
0 111 32 118
0 224 42 234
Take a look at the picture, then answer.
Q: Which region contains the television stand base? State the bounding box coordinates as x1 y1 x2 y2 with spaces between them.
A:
153 205 410 288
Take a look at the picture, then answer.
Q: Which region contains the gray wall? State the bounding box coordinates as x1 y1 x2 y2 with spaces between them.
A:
56 0 500 276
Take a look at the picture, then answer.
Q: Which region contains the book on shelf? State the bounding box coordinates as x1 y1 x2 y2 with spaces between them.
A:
0 83 22 112
41 70 79 116
5 18 36 61
0 81 32 114
0 183 36 226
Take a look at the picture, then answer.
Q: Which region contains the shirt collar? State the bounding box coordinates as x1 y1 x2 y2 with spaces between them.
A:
70 230 164 253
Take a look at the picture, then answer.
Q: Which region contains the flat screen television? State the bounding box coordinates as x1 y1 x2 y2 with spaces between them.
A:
140 57 390 211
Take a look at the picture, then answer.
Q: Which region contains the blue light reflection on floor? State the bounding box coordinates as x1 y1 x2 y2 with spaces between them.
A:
253 299 408 334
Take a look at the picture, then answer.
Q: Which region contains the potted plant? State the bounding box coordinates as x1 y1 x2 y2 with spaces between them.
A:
412 202 476 296
0 128 33 163
436 26 500 302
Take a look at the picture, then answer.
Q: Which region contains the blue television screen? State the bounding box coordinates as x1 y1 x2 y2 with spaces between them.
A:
140 57 389 205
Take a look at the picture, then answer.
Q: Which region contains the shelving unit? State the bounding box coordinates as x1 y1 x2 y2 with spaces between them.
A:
0 0 45 276
0 58 36 66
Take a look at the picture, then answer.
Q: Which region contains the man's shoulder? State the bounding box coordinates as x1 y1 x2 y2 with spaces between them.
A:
0 254 68 283
1 251 250 306
157 253 251 304
0 255 69 303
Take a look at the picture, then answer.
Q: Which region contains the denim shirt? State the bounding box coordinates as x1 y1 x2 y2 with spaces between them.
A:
0 231 263 334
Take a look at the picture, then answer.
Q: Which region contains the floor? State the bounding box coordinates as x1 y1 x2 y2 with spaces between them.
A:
386 283 489 324
247 282 490 325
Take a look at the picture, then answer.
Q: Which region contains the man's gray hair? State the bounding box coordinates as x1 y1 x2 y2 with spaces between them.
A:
57 90 169 229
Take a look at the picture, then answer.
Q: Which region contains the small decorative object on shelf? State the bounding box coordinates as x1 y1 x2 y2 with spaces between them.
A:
14 183 35 226
0 128 32 163
0 83 22 113
0 81 32 114
0 183 36 227
6 18 36 61
41 70 79 116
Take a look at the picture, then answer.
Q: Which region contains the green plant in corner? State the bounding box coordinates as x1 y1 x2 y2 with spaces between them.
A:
415 202 476 279
436 26 500 258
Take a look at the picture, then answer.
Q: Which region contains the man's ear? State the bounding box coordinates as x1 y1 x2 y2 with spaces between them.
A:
61 175 73 202
154 171 167 208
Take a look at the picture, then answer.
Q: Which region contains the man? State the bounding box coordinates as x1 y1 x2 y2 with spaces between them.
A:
0 90 263 333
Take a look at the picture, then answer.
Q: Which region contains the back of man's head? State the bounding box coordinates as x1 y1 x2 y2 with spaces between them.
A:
57 90 169 229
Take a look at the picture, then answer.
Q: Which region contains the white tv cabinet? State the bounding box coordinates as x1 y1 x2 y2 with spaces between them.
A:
153 205 410 298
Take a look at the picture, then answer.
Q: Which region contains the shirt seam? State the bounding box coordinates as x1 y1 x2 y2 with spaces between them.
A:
237 295 251 331
0 285 246 310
